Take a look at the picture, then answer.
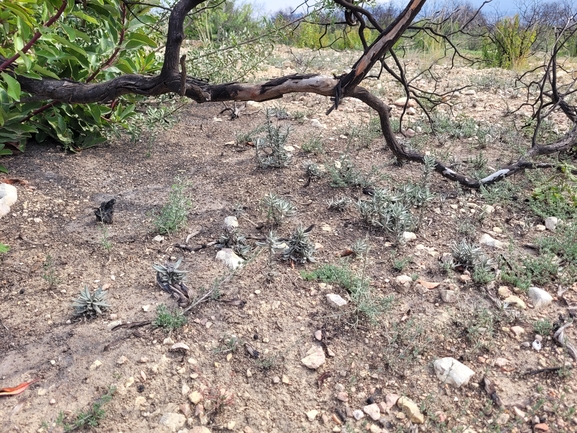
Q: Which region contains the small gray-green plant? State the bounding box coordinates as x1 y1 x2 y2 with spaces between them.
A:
393 254 413 272
303 161 324 179
99 223 113 252
327 196 351 211
351 238 369 258
255 111 291 168
327 154 365 188
451 239 494 284
153 304 187 331
154 179 192 235
153 258 191 305
282 225 316 264
382 317 432 372
0 243 8 253
261 192 295 226
217 226 251 258
73 287 110 317
129 104 179 157
533 319 554 336
301 137 323 153
43 254 60 287
256 230 284 281
357 188 413 241
213 334 243 354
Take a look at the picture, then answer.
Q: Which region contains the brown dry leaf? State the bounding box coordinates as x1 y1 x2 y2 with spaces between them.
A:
417 279 441 289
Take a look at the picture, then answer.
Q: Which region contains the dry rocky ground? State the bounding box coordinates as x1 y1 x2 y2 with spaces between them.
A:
1 48 577 433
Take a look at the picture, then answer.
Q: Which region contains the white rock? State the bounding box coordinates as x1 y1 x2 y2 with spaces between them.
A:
223 216 238 229
395 275 413 286
402 231 417 242
326 293 347 307
310 119 327 129
433 357 475 388
352 409 365 420
393 97 417 107
152 235 165 242
0 183 17 206
479 233 505 248
462 89 476 96
0 183 17 218
159 412 186 432
305 410 319 421
215 248 244 269
301 345 326 369
363 403 381 420
528 287 553 309
544 217 559 231
532 340 542 351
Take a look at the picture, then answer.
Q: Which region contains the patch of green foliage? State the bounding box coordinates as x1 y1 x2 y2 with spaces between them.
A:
56 386 116 431
153 304 187 332
0 243 9 253
482 15 536 69
154 179 192 235
0 0 162 163
302 263 394 324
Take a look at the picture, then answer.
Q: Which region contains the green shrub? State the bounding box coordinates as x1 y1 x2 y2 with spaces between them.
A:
482 15 536 69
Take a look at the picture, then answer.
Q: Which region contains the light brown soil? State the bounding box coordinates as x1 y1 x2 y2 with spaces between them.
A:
1 50 576 433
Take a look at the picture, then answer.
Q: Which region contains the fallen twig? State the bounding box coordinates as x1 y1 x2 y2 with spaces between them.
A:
111 320 151 331
524 366 571 376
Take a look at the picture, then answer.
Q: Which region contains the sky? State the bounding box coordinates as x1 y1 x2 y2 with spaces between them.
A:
249 0 515 16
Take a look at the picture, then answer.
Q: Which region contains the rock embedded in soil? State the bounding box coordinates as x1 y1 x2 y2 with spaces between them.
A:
159 412 186 432
223 216 238 229
396 396 424 424
363 403 381 420
504 295 526 309
440 289 458 303
305 410 319 421
433 357 475 388
0 183 17 218
479 233 505 248
544 217 558 231
215 248 244 269
301 345 326 369
352 409 365 420
326 293 347 307
188 391 203 405
190 427 211 433
528 287 553 309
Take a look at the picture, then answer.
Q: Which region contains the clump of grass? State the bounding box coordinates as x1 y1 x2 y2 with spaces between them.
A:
533 319 554 336
56 386 116 431
153 304 187 331
72 287 110 317
302 137 323 153
326 154 366 188
282 225 316 264
154 179 192 235
261 192 295 226
302 263 394 324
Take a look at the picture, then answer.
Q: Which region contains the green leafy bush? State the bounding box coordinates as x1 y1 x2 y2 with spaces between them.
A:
0 0 162 167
